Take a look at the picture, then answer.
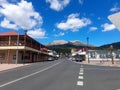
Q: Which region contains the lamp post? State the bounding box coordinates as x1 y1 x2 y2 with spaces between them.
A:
110 45 114 64
86 37 90 63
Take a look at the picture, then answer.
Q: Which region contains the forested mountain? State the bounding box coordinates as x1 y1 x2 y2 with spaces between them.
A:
46 40 95 54
99 42 120 49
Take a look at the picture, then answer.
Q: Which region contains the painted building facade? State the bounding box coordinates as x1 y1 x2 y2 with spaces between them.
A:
71 48 120 61
0 31 52 64
86 50 120 61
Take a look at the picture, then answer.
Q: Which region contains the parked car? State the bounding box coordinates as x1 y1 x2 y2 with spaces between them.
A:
75 58 82 62
47 57 54 61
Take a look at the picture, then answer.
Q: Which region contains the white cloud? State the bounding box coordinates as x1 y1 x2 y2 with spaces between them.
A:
56 13 91 32
110 3 120 12
54 32 65 37
0 0 46 38
27 29 46 38
101 23 116 32
0 0 8 6
46 0 70 11
89 27 97 31
0 18 18 30
79 0 83 5
0 0 43 30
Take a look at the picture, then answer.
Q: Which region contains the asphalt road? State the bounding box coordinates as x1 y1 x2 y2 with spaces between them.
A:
0 59 120 90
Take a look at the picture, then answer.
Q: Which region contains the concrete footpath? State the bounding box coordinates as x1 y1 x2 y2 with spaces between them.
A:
82 60 120 67
0 64 29 71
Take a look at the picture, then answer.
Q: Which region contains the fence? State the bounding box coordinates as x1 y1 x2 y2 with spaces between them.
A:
86 50 120 61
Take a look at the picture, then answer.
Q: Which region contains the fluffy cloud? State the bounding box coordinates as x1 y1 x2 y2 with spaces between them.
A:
0 0 46 38
110 3 120 12
101 23 116 32
0 0 8 5
0 0 42 29
56 13 91 32
46 0 70 11
54 32 65 37
27 29 46 38
0 18 18 30
89 27 97 31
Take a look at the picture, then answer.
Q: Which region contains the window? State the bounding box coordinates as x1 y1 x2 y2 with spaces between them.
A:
0 53 5 60
13 55 16 60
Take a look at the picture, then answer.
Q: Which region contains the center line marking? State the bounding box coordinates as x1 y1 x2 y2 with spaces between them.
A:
78 76 83 79
79 72 83 75
77 81 83 86
80 69 83 72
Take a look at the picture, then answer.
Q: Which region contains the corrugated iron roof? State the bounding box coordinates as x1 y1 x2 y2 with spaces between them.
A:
0 31 19 36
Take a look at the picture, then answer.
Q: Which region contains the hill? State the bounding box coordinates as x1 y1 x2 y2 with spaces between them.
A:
45 40 95 54
45 40 120 55
99 42 120 49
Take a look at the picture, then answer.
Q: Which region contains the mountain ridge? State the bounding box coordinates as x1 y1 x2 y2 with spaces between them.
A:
45 40 120 54
46 40 88 47
99 41 120 49
45 40 95 54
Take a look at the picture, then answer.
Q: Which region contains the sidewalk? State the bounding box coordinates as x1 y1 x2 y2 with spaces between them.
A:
0 64 29 71
0 61 120 72
82 60 120 67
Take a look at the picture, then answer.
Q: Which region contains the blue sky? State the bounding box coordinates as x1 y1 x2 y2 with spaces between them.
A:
0 0 120 46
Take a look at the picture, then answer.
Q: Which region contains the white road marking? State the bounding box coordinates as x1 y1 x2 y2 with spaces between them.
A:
79 67 84 75
80 68 84 74
77 81 83 86
78 76 83 79
77 67 84 87
116 89 120 90
79 72 83 75
0 61 63 88
80 69 83 73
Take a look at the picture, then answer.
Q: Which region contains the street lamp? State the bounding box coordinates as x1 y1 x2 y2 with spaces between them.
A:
86 37 90 63
110 45 114 64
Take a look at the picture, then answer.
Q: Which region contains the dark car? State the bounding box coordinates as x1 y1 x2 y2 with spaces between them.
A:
75 58 82 62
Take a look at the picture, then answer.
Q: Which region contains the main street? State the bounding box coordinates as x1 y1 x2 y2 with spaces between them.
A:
0 59 120 90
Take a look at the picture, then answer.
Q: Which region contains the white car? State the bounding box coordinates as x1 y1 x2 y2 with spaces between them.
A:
47 57 54 61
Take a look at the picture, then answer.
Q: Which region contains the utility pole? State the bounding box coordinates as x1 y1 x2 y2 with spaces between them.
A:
110 45 114 64
86 37 90 63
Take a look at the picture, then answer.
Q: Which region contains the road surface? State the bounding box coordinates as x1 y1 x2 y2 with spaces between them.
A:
0 59 120 90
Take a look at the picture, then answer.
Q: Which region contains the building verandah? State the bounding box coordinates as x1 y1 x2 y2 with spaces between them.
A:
0 31 50 64
0 50 49 64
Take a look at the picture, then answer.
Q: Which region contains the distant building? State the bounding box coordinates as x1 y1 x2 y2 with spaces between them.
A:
71 48 120 61
86 50 120 61
71 48 86 61
0 31 53 64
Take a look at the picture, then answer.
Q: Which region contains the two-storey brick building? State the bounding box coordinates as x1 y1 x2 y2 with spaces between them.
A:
0 31 50 64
